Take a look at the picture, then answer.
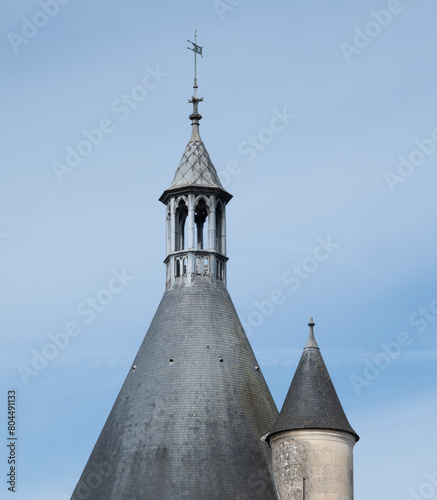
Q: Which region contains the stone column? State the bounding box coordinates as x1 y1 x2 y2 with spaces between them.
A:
170 198 176 253
166 203 171 257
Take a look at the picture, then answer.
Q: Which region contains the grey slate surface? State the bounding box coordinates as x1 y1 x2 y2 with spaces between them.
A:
269 336 359 442
169 139 224 189
71 279 279 500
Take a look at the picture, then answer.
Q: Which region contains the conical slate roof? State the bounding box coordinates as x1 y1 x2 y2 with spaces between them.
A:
169 137 224 189
71 280 279 500
269 319 359 442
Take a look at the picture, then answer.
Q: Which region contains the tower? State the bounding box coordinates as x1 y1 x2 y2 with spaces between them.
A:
267 318 359 500
70 39 279 500
159 78 231 289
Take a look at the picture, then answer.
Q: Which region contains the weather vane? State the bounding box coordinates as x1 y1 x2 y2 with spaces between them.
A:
187 29 203 95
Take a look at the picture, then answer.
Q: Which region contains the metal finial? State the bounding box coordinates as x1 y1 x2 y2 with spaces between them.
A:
187 30 204 141
305 317 319 349
187 29 203 96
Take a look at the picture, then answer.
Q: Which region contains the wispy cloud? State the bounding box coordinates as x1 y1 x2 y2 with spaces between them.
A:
0 349 135 371
257 347 437 367
46 348 135 368
398 350 437 362
257 347 371 367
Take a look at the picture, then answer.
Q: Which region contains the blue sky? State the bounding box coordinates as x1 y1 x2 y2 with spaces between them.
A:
1 0 436 498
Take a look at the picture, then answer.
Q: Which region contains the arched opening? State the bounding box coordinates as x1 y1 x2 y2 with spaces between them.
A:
175 200 188 251
203 257 209 275
195 198 208 250
216 202 224 254
182 257 187 276
175 259 181 277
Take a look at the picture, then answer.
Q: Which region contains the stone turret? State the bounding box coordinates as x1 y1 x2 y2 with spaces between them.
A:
267 318 359 500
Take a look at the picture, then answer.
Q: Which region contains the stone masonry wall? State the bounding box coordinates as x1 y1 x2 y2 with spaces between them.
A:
270 429 355 500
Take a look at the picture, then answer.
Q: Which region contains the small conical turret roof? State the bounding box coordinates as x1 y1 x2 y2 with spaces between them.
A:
268 318 359 442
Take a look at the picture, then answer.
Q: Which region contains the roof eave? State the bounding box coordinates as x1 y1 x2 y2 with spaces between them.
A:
265 426 360 445
159 185 233 205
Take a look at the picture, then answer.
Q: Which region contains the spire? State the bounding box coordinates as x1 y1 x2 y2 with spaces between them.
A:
268 319 359 442
71 34 280 500
160 31 230 197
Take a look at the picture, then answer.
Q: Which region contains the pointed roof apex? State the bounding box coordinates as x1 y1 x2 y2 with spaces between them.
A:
305 316 319 349
267 319 359 443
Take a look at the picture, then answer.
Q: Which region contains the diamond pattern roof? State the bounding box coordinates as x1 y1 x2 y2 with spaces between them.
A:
170 139 224 189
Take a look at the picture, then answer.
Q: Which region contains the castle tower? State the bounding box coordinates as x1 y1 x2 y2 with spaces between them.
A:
267 319 359 500
70 47 280 499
